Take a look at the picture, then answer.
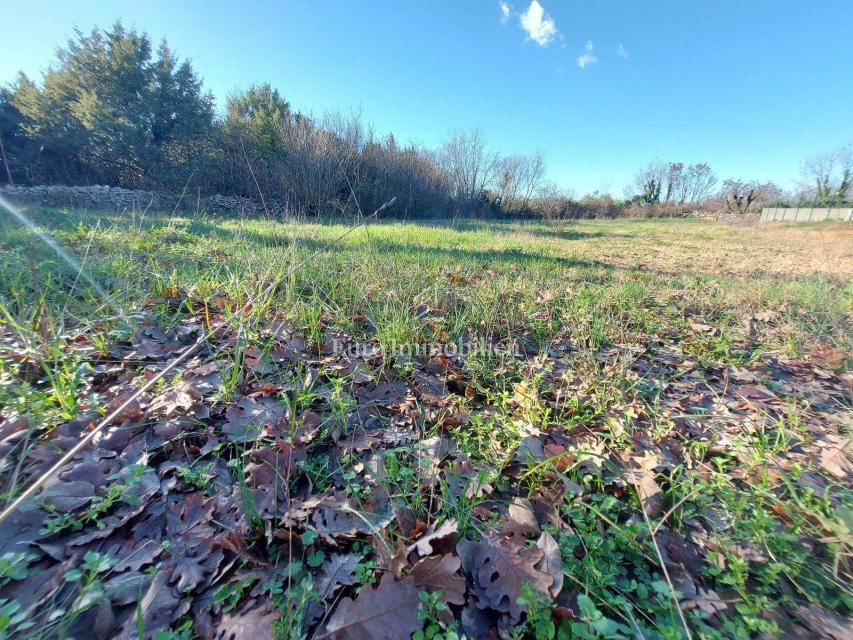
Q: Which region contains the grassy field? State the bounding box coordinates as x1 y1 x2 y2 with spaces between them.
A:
0 207 851 639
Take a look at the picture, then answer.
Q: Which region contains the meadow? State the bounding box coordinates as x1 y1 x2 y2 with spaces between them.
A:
0 207 850 639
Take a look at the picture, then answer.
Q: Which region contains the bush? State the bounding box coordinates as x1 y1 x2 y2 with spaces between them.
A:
527 193 626 220
622 202 698 218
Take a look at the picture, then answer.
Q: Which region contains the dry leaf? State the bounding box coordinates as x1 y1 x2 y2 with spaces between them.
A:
535 531 563 597
795 604 853 640
411 554 466 606
458 537 553 619
315 554 360 599
407 519 458 557
810 345 848 370
818 437 853 479
323 573 421 640
508 497 540 532
627 468 663 517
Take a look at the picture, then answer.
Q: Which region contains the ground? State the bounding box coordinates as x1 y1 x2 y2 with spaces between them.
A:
0 207 851 640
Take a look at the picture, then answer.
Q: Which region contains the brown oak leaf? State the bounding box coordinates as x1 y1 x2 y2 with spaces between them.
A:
315 553 360 599
626 467 663 517
817 437 853 479
795 604 853 640
411 554 466 606
219 602 281 640
407 519 458 557
457 537 553 619
322 572 421 640
223 397 284 442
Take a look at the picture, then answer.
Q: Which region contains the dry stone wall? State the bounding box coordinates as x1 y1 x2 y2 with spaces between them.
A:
0 184 289 217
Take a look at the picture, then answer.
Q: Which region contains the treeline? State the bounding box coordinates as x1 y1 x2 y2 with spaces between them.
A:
0 23 849 219
0 24 539 218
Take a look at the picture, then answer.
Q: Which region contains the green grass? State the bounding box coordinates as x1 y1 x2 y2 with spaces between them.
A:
2 208 850 360
0 206 851 639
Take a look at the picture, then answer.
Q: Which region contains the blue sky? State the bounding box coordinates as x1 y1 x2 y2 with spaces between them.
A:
1 0 851 194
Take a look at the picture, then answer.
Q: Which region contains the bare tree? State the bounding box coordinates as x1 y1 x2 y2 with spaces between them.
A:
494 154 523 208
683 163 718 203
801 151 836 204
518 148 546 211
321 109 370 215
838 144 853 203
277 112 350 215
668 162 718 204
800 143 852 205
663 162 683 203
440 129 499 206
494 148 546 212
631 160 667 204
631 160 717 205
359 136 452 218
721 179 781 214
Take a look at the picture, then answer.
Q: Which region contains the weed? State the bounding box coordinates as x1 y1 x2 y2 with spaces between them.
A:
511 583 556 640
41 464 149 534
0 552 37 586
268 563 317 640
414 590 464 640
56 551 117 636
212 575 258 613
0 599 33 638
176 463 215 494
152 620 194 640
228 456 263 531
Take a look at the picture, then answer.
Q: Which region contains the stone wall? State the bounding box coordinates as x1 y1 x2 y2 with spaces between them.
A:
0 184 289 217
689 210 760 224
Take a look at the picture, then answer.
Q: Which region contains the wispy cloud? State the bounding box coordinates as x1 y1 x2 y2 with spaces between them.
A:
498 1 510 25
577 40 597 68
617 43 629 59
519 1 558 47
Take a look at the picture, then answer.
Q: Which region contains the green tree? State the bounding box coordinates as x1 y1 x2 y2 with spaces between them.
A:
148 41 215 186
225 83 291 161
5 71 89 183
0 87 27 183
218 83 293 199
4 23 213 188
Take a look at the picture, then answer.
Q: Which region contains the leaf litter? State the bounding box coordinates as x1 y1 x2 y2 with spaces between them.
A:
0 289 851 639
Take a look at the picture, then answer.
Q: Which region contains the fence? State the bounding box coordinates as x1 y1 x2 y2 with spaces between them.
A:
759 207 853 223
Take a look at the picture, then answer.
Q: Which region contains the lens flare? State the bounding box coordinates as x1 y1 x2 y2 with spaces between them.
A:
0 194 123 317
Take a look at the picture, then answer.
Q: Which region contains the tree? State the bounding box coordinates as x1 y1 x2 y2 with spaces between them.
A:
800 144 852 205
224 84 291 161
147 41 215 186
218 83 294 200
682 163 718 203
358 135 451 218
51 24 154 184
440 129 498 207
256 108 367 216
6 71 89 183
494 150 546 212
5 23 213 187
631 160 666 204
631 160 718 206
721 179 781 214
663 162 683 203
0 86 27 183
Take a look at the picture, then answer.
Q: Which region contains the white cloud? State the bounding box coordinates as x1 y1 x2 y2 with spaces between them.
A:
519 1 558 47
577 40 597 68
617 43 629 59
499 1 510 25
